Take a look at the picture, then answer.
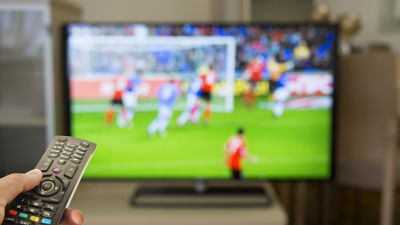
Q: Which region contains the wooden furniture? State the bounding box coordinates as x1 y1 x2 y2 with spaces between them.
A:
69 181 287 225
336 52 399 225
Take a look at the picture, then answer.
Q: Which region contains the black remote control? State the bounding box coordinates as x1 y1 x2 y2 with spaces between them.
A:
2 136 97 225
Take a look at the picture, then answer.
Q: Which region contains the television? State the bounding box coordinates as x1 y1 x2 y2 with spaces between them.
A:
64 23 337 180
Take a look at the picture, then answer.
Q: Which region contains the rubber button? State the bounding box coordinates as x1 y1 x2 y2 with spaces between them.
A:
30 215 40 222
8 210 17 216
52 168 61 174
42 218 52 224
18 213 28 219
42 181 54 191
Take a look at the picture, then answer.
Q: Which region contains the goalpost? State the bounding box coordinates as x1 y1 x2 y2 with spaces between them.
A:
69 35 237 113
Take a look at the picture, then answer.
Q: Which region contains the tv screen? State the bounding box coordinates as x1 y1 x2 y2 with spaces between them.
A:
65 23 337 179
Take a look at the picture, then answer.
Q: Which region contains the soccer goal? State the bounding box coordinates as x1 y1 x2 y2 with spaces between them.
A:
69 35 237 113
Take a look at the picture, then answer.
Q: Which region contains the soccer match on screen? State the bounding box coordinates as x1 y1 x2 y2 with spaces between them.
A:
66 24 335 179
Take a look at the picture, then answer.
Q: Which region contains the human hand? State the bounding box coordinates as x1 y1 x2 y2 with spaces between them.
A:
0 169 84 225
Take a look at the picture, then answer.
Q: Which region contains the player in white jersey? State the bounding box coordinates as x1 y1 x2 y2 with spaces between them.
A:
148 80 180 137
272 75 290 118
177 77 201 126
118 72 142 128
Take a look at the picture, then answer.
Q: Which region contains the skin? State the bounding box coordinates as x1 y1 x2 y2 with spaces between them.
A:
0 169 83 225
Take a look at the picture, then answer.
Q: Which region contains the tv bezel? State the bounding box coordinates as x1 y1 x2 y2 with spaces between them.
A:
62 22 338 181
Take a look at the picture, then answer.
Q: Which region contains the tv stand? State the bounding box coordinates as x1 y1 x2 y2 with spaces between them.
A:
130 180 271 207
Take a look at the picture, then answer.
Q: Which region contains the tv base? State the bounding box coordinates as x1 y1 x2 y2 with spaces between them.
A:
129 180 272 207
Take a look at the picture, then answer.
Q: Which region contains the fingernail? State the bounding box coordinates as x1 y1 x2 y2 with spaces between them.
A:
25 169 42 176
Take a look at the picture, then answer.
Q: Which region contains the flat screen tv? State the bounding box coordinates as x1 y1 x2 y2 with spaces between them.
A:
64 23 337 180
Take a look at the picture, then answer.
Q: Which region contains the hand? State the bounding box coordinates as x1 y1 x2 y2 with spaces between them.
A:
0 169 84 225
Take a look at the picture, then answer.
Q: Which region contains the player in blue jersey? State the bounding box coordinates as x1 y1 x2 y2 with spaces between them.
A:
148 80 180 137
272 73 290 118
118 71 142 128
177 77 201 126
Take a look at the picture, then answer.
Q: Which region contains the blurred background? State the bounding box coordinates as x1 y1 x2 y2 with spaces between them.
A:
1 0 400 225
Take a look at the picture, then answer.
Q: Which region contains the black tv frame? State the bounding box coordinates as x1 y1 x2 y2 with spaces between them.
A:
62 22 338 182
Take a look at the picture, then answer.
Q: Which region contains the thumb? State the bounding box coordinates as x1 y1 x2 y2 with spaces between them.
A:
0 169 42 222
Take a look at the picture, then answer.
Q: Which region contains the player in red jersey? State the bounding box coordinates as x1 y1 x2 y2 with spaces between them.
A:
224 128 248 179
197 65 218 124
104 70 129 127
242 56 265 107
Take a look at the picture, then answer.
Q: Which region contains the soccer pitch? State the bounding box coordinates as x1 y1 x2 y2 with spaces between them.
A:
73 98 331 179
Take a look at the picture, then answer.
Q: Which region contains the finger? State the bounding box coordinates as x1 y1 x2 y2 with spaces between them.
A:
0 169 42 222
0 169 42 203
59 208 84 225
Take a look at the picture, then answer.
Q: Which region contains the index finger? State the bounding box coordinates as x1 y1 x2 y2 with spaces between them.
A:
0 169 42 203
0 169 42 208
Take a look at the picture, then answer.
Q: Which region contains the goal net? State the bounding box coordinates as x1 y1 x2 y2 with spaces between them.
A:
68 35 237 113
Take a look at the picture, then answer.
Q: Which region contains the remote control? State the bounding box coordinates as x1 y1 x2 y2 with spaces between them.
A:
2 136 97 225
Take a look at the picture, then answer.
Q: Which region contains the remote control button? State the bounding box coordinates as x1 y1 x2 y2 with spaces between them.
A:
27 207 39 215
71 158 81 164
29 201 41 208
75 150 85 156
18 213 28 219
62 151 72 156
17 198 28 205
58 137 67 142
39 159 53 172
58 159 66 165
66 143 77 148
16 205 24 210
56 176 70 190
52 168 61 174
60 155 70 160
64 147 74 152
50 150 61 154
36 178 61 196
53 146 62 150
72 154 83 160
80 141 90 147
41 181 54 191
18 220 32 225
64 164 78 178
42 211 54 218
43 204 57 212
78 147 87 152
41 218 52 225
21 192 39 200
48 153 58 158
43 191 64 203
54 143 65 147
8 210 17 216
3 216 17 223
29 216 39 223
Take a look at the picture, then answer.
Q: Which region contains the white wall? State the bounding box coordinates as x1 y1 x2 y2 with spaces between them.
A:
322 0 400 52
66 0 248 22
252 0 312 22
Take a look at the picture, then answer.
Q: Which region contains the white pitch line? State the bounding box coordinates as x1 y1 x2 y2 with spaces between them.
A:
87 155 328 172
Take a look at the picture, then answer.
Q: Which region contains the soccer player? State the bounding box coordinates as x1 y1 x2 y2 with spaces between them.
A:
147 80 180 137
267 56 294 118
242 56 265 107
120 71 142 128
177 77 201 126
272 73 290 118
104 71 129 127
197 65 218 124
224 127 248 179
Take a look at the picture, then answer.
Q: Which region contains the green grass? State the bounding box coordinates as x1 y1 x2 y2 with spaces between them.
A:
73 97 331 179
